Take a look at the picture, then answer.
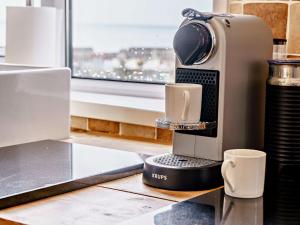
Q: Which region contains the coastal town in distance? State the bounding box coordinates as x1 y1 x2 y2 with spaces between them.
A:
0 46 175 84
73 47 175 83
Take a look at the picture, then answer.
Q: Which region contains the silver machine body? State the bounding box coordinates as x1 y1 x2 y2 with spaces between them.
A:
142 10 273 190
173 13 273 161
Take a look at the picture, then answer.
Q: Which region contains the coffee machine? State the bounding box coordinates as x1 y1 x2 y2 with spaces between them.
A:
143 9 273 190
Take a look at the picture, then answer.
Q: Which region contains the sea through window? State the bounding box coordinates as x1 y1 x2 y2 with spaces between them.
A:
72 0 212 84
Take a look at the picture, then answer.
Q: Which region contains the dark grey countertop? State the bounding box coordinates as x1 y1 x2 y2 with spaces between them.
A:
0 140 146 209
120 174 300 225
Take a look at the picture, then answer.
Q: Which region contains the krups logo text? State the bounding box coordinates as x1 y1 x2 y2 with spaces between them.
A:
152 173 167 180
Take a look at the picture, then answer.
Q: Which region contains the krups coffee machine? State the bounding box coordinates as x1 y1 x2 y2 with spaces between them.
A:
143 9 273 190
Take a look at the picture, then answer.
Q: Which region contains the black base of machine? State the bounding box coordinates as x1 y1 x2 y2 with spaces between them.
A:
142 154 223 191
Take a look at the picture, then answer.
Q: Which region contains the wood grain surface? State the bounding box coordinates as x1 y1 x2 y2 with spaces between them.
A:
0 186 172 225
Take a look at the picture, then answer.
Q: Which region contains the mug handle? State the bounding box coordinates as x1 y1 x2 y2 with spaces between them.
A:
181 90 190 121
221 160 236 193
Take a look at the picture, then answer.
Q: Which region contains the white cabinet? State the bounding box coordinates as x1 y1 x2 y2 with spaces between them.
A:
0 64 70 147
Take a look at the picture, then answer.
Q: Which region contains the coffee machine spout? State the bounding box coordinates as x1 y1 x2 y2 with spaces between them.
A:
155 118 216 131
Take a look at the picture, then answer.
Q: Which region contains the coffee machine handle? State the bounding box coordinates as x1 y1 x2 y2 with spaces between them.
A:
181 90 190 121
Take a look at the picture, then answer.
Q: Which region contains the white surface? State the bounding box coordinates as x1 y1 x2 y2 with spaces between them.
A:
71 144 143 178
5 6 57 66
41 0 66 67
71 78 165 99
221 149 266 198
165 83 202 123
0 64 71 147
54 8 65 66
68 132 171 156
71 91 164 127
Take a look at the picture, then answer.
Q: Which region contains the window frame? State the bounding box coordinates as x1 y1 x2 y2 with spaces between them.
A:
42 0 227 99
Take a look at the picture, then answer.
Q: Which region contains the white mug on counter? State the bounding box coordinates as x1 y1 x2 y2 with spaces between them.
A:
221 149 266 198
165 83 202 124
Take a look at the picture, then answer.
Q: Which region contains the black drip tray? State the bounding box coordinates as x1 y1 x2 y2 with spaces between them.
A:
143 154 223 191
0 140 146 209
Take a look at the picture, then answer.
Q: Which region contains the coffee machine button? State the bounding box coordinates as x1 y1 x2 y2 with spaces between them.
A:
173 22 214 65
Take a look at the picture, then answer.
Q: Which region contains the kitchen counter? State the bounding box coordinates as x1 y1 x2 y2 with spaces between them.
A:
0 174 214 225
0 133 215 225
118 181 300 225
3 172 299 225
2 133 298 224
2 133 298 225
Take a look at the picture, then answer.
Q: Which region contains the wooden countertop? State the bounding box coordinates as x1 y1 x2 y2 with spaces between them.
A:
0 134 216 225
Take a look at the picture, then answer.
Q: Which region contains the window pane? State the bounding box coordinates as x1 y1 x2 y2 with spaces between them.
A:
0 0 26 63
72 0 212 83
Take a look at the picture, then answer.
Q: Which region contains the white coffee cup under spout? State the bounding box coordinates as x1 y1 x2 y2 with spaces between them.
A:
165 83 202 124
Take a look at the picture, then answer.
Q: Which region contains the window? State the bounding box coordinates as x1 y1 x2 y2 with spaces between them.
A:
72 0 213 84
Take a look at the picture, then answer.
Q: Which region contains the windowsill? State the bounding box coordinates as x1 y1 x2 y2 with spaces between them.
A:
71 91 165 126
